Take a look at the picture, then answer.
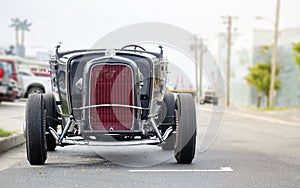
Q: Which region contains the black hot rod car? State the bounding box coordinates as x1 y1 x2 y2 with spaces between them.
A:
25 45 197 165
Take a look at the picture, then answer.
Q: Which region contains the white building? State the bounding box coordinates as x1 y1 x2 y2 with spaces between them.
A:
217 27 300 107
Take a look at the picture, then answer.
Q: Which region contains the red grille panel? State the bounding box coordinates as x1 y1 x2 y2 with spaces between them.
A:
90 64 133 131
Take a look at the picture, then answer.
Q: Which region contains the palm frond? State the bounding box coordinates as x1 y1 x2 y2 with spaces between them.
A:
19 19 33 31
9 18 21 28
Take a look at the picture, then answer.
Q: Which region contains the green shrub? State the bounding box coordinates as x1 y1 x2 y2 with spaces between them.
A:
0 128 13 137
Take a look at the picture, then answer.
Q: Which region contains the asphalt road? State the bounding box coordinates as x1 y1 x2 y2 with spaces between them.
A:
0 100 25 132
0 101 299 188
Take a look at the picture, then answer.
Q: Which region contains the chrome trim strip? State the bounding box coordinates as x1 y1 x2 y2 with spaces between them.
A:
73 104 149 110
49 127 59 141
162 126 173 141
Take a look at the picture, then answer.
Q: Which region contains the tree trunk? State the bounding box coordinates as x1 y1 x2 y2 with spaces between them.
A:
256 92 261 108
15 28 19 46
21 30 25 46
266 93 270 107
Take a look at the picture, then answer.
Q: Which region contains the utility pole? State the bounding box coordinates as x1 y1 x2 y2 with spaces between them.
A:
191 35 205 102
225 16 232 107
199 38 204 99
269 0 280 107
193 35 199 103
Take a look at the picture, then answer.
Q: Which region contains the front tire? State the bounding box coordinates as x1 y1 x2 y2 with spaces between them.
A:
174 93 197 164
25 94 47 165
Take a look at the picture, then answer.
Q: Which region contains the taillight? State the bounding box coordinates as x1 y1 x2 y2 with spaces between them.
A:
89 64 134 131
0 68 3 79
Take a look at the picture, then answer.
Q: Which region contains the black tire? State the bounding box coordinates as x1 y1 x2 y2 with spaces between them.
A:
161 92 176 150
44 93 58 151
25 94 47 165
174 93 197 164
27 87 44 96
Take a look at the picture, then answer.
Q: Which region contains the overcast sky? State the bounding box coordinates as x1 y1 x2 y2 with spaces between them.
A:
1 0 300 53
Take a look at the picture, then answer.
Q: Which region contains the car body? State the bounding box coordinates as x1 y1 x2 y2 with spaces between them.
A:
25 45 197 165
0 58 20 102
19 71 51 97
200 91 218 105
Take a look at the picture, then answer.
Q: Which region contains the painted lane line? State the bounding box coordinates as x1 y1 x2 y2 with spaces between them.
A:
129 167 233 173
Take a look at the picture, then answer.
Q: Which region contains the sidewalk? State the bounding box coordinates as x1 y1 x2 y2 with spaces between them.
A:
226 106 300 127
0 100 26 154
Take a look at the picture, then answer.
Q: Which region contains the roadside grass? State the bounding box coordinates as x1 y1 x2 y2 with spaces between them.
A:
0 128 14 137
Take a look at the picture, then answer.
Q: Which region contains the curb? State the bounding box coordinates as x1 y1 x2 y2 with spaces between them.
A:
0 133 25 154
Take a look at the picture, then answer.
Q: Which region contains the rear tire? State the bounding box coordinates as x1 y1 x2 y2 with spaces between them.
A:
161 92 176 150
174 93 197 164
27 87 44 96
44 93 58 151
25 94 47 165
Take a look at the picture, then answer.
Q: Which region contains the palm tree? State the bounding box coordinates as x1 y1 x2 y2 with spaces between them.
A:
10 18 21 46
20 19 32 46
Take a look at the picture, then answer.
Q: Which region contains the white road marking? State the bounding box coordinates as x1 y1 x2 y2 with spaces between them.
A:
129 167 233 173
